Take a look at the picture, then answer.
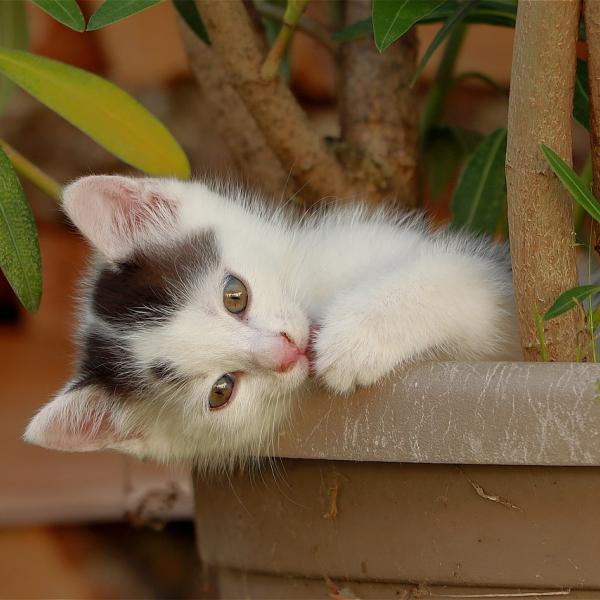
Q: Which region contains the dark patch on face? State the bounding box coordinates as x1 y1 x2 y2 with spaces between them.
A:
149 361 182 383
74 330 137 395
92 230 219 326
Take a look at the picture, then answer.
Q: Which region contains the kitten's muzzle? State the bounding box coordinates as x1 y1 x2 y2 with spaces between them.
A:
251 331 308 373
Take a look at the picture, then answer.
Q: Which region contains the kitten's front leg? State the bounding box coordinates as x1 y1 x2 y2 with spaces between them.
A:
314 254 516 394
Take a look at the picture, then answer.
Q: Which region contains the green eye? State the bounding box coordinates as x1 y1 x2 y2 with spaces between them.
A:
223 275 248 314
209 374 235 410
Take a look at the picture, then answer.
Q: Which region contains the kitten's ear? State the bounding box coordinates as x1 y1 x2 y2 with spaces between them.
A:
63 175 178 260
24 383 137 452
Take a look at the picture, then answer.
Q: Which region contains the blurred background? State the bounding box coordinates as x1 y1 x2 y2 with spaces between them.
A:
0 1 583 598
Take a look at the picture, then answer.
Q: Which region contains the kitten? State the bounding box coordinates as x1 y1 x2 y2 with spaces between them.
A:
24 176 520 468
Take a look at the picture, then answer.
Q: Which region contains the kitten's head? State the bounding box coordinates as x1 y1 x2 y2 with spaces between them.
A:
25 175 312 468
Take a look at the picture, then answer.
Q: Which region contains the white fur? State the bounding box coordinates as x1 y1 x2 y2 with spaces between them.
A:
25 176 521 468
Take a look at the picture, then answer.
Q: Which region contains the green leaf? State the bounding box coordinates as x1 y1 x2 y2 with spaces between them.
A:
331 0 517 42
544 285 600 321
412 0 479 86
541 144 600 224
574 59 590 131
419 23 466 140
372 0 445 52
0 146 41 313
421 0 516 27
87 0 162 31
31 0 85 31
0 49 190 179
333 0 516 43
172 0 209 44
450 128 507 235
0 0 29 113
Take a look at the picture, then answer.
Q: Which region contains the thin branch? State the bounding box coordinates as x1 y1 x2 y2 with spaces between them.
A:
420 24 466 142
254 0 336 52
467 479 521 511
177 18 293 201
0 139 62 203
339 0 419 207
584 1 600 262
195 0 355 206
505 0 585 361
261 0 310 80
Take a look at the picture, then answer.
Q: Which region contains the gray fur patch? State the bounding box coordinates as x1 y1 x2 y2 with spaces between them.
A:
74 330 137 395
149 361 182 383
92 230 219 326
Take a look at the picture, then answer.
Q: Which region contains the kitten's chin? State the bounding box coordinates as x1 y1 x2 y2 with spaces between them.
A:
278 354 311 388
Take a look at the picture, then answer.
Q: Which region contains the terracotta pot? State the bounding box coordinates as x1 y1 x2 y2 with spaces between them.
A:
194 362 600 598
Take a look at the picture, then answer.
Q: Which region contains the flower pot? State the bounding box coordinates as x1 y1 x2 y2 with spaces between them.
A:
194 362 600 598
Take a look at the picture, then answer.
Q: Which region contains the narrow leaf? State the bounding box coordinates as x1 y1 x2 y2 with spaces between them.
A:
172 0 209 44
421 0 516 27
0 49 190 179
574 58 590 131
333 0 516 43
0 0 28 113
450 128 507 235
541 144 600 224
412 0 479 86
31 0 85 32
544 285 600 321
87 0 161 31
420 24 466 141
372 0 445 52
0 146 41 313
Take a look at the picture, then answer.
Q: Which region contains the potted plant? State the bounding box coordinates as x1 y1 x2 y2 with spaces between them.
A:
2 0 599 596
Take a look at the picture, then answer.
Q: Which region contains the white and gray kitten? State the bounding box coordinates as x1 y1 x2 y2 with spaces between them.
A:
24 175 521 468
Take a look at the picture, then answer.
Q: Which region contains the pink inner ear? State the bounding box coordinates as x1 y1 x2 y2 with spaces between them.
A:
62 175 177 260
24 384 138 452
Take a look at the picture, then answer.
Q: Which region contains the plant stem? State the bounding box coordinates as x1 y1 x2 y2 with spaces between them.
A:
340 0 419 207
260 0 309 80
254 0 335 52
589 299 597 362
506 0 584 361
196 0 355 205
573 156 592 235
0 139 61 203
534 307 549 362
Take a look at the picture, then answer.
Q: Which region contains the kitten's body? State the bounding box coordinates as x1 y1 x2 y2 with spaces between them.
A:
25 176 520 467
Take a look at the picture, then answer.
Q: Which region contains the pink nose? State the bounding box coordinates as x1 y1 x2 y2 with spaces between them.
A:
276 332 305 372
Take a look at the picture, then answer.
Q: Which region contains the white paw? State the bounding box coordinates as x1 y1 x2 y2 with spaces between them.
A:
314 319 394 394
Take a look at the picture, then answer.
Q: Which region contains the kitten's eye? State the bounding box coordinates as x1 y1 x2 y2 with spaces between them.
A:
223 275 248 314
209 374 235 410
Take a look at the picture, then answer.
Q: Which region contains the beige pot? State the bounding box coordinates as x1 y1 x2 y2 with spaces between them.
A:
194 362 600 598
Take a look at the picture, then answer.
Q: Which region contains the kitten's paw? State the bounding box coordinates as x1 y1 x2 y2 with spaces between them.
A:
314 321 393 394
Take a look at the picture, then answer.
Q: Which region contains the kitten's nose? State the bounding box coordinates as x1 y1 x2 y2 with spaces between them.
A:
276 332 305 372
251 332 306 372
